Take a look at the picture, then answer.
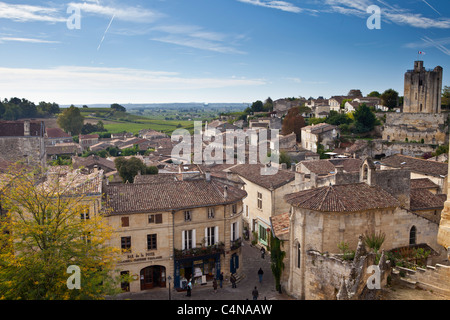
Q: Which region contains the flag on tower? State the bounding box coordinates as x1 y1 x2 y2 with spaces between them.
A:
418 51 426 55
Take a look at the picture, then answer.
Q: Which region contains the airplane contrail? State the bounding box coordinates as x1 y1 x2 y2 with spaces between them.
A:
97 14 115 51
421 0 441 16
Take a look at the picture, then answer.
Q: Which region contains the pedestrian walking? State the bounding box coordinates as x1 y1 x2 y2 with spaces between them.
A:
260 246 265 259
219 272 224 288
230 273 237 288
186 279 192 297
213 278 218 293
258 268 264 283
252 286 259 300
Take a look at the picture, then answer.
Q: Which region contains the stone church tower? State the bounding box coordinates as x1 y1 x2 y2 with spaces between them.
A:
403 60 443 113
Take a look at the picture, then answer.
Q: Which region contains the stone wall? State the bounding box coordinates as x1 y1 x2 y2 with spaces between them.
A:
382 113 448 145
0 136 46 167
397 264 450 297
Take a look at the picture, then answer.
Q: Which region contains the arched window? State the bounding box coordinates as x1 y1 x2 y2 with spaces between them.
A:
409 226 416 245
362 164 368 182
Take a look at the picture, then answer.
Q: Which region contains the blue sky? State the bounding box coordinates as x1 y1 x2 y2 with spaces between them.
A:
0 0 449 105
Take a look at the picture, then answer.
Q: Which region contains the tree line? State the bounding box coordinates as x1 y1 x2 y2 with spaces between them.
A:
0 98 60 120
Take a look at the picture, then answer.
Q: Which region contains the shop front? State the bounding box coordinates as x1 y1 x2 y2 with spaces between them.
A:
174 253 221 289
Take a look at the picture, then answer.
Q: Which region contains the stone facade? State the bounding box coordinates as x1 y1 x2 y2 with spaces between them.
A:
403 61 443 114
381 113 448 145
0 120 46 167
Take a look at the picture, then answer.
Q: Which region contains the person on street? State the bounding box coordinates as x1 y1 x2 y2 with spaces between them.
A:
219 272 224 288
186 279 192 297
213 278 218 293
258 268 264 283
252 286 259 300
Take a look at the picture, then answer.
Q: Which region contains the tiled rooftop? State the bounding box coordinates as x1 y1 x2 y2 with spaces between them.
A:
285 182 400 212
103 178 247 215
229 164 295 189
381 154 448 177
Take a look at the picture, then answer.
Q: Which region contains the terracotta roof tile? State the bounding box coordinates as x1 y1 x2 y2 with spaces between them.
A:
104 179 247 214
409 189 446 211
285 183 400 212
229 164 295 189
381 154 448 177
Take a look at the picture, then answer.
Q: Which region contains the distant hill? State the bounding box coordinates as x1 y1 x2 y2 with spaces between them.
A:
61 103 250 110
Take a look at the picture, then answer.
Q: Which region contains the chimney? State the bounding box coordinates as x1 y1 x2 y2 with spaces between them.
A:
335 165 344 174
24 120 30 136
311 172 317 188
224 186 228 199
205 171 211 182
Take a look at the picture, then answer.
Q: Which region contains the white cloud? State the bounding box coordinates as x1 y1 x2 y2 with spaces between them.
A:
0 66 266 104
150 24 246 54
323 0 450 29
0 37 60 44
236 0 303 13
67 2 162 23
0 2 65 23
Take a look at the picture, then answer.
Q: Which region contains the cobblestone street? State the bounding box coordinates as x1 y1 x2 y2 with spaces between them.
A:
111 240 293 301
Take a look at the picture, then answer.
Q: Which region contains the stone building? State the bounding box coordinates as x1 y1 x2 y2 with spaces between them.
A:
279 158 447 299
102 173 247 293
403 60 443 113
301 123 339 153
0 120 46 167
382 61 447 145
228 164 294 248
380 154 448 194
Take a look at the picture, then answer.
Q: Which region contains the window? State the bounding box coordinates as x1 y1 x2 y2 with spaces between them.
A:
205 227 217 246
184 210 192 222
257 192 262 210
147 234 157 250
245 205 248 218
297 242 301 269
121 236 131 253
409 226 417 245
259 225 267 244
80 207 90 221
148 214 162 224
207 207 215 219
120 271 130 292
232 204 237 215
182 230 195 250
231 222 239 241
121 217 129 227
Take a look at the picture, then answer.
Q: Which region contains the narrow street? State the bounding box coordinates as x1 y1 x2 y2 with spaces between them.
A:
111 240 293 300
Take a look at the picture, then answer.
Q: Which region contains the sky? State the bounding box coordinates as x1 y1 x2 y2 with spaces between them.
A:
0 0 449 105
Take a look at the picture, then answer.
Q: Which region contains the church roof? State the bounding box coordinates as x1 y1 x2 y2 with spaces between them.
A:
285 183 400 212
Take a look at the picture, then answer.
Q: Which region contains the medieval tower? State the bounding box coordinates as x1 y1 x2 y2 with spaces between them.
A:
403 60 443 113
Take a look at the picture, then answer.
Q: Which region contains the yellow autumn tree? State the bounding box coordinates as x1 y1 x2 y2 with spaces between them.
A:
0 164 123 300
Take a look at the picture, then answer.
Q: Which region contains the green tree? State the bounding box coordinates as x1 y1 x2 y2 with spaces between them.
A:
325 110 351 126
269 233 286 293
367 91 381 98
442 86 450 110
380 89 399 109
250 100 264 113
0 165 122 299
111 103 126 113
114 157 156 183
263 97 273 112
57 105 85 135
353 103 377 133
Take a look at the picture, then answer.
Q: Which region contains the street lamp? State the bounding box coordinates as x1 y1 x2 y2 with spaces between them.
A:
168 275 172 300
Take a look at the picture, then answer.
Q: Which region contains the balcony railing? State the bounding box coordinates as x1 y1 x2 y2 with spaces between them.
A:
230 238 242 250
174 242 225 259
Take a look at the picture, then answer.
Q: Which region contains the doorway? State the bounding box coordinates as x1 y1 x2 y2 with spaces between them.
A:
140 265 166 290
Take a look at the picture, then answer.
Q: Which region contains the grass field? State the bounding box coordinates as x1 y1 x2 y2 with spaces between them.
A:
81 108 202 135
